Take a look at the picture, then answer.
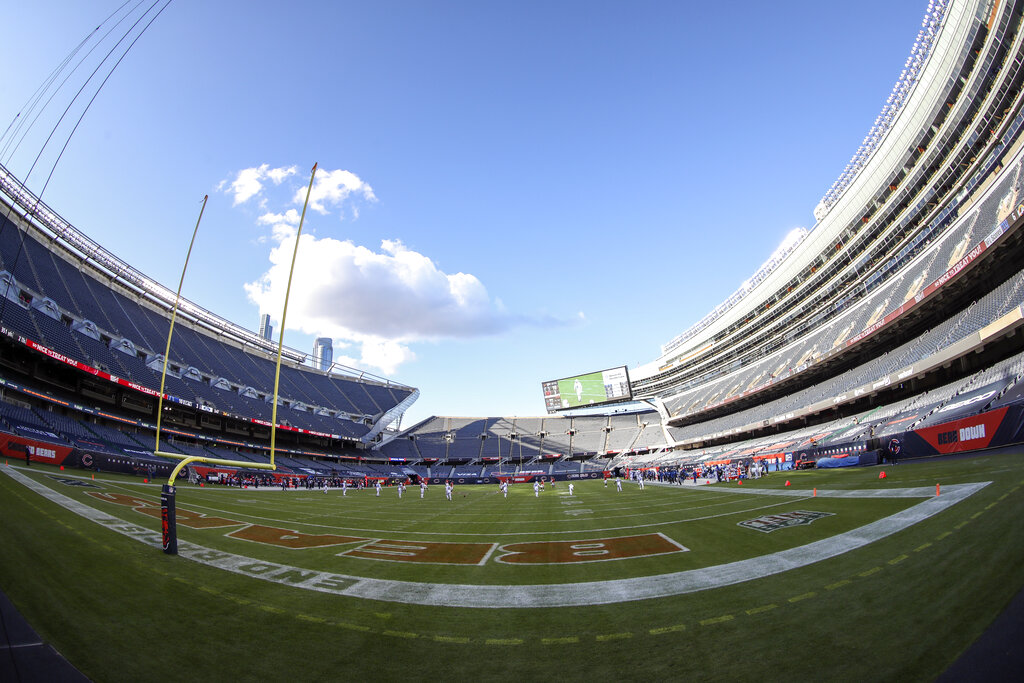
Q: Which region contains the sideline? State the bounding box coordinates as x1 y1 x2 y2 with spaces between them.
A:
2 466 988 608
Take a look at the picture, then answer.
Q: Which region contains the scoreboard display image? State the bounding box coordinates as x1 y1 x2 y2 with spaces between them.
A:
542 366 632 412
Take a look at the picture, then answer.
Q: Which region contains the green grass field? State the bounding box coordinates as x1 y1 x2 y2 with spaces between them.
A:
2 453 1023 681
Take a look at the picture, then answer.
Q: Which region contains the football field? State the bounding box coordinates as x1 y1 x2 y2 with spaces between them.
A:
2 453 1023 680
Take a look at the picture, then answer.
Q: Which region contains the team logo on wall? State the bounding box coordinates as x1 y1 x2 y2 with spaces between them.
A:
738 510 834 533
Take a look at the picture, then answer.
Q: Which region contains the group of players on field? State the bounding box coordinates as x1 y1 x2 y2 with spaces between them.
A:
313 474 651 499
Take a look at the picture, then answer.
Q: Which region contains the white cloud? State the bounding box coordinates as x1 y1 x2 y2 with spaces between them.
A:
298 168 377 214
230 166 266 205
226 164 299 205
267 166 298 185
230 162 574 376
258 209 300 226
244 235 526 374
256 209 301 243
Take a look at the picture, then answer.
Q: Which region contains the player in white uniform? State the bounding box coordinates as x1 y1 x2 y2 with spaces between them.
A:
397 481 404 498
637 474 645 490
375 480 382 497
615 477 622 492
534 480 540 497
445 481 453 501
568 482 574 496
420 480 427 498
500 481 508 498
342 479 348 496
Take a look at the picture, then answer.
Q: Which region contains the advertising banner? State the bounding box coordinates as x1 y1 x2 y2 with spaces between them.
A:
0 433 75 466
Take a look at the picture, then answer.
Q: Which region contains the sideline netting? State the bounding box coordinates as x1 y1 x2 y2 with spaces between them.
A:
155 163 318 553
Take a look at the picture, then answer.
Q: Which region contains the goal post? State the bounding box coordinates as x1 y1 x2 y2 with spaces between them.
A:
157 163 318 554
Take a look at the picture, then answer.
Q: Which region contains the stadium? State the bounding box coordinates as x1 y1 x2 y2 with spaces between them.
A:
2 0 1024 679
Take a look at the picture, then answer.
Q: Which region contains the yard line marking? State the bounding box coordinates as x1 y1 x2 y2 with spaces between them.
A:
700 615 734 625
788 592 816 603
859 567 882 577
888 554 909 565
335 622 371 632
825 580 851 590
486 638 524 645
596 632 633 641
746 604 778 614
649 624 686 635
542 637 579 645
914 543 932 552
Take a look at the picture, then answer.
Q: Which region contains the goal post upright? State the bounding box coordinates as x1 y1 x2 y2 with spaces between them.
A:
157 163 318 555
269 162 317 469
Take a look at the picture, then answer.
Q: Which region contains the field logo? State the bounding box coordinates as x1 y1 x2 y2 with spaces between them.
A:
738 510 834 533
46 475 100 488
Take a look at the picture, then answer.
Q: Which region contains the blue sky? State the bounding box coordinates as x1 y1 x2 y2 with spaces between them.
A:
1 1 928 426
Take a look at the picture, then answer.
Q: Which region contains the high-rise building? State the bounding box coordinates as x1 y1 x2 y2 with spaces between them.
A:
313 337 333 371
258 314 273 341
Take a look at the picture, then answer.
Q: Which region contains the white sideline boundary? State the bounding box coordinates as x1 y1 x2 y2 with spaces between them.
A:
3 466 989 608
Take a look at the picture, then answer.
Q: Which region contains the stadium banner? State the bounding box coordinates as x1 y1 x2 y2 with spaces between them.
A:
0 433 75 466
541 366 632 412
80 450 178 477
897 406 1013 458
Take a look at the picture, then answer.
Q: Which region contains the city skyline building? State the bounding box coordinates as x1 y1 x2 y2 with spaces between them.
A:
313 337 333 372
258 313 272 342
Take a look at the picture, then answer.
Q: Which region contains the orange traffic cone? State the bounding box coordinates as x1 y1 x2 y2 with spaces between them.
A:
785 480 791 486
936 483 940 496
813 488 817 497
879 471 887 479
737 480 743 486
59 465 64 471
143 478 148 484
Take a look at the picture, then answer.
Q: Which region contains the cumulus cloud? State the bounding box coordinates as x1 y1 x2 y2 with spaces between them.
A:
231 163 573 375
226 164 298 205
299 168 377 215
256 209 302 242
257 209 300 226
245 235 515 343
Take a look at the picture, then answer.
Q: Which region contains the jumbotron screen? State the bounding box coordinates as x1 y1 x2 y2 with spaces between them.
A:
542 366 632 412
